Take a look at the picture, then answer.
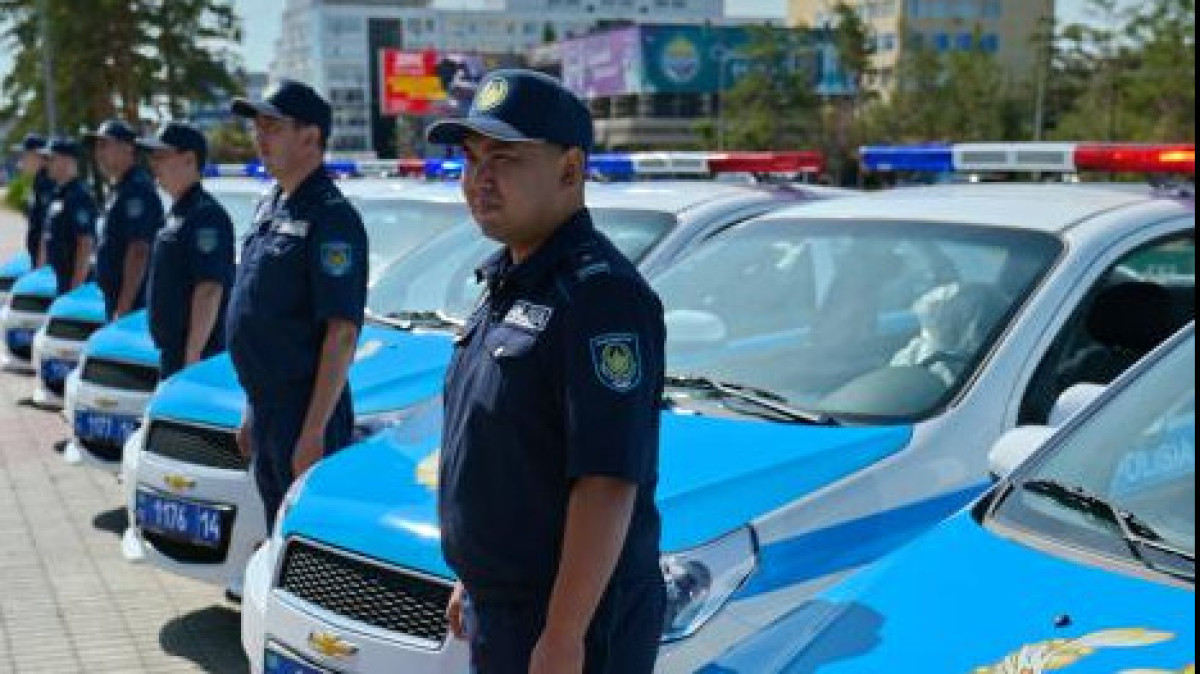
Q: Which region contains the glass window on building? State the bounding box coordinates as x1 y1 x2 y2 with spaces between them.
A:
934 32 951 51
981 33 999 52
882 32 897 51
953 0 980 19
908 31 925 49
956 32 974 50
906 0 921 17
983 0 1002 18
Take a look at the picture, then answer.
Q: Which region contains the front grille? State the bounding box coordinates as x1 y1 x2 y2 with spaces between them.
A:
9 294 52 313
0 277 13 294
145 420 246 471
82 358 159 393
47 318 103 341
280 540 453 645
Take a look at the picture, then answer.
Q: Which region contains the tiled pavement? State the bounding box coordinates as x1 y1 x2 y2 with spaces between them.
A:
0 208 249 673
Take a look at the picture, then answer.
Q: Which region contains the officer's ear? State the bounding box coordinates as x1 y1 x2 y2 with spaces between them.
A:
560 147 585 189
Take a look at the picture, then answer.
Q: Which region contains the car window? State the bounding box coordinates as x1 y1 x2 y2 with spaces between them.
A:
653 219 1061 421
357 200 469 284
1020 233 1195 424
207 191 259 240
995 331 1194 577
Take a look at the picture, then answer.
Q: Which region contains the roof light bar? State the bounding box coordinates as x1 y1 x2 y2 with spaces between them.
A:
860 145 954 173
1075 144 1195 174
708 151 825 175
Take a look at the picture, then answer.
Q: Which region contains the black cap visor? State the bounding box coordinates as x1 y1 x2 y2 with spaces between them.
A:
135 137 173 152
231 98 286 121
426 117 539 146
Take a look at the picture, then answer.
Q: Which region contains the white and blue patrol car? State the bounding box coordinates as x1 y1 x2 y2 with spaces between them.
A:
0 250 32 307
242 178 1193 674
29 280 105 407
700 322 1195 674
1 264 59 372
123 177 827 598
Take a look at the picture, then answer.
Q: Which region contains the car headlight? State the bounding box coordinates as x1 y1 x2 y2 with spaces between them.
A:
661 527 758 643
351 396 442 443
272 470 312 542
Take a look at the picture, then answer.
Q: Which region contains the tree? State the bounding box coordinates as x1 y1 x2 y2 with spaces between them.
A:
0 0 242 144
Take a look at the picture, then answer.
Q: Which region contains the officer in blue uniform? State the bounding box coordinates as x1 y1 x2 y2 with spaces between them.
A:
12 133 56 266
85 119 165 319
430 70 666 674
40 138 97 296
138 122 235 379
226 80 369 529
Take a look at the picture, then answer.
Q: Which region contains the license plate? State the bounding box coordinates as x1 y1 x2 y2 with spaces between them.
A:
6 328 34 350
134 489 226 548
75 410 139 445
41 358 75 384
264 647 333 674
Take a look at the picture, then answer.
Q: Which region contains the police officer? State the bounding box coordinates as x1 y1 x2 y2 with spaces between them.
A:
85 119 165 319
429 70 666 674
40 138 97 296
11 133 55 267
226 80 369 529
138 122 235 379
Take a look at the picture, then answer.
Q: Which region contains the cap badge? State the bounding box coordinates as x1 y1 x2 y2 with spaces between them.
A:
474 78 510 113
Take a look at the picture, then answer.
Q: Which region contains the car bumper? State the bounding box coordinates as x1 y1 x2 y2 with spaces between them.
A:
2 305 48 368
65 368 153 474
132 428 265 588
32 330 85 407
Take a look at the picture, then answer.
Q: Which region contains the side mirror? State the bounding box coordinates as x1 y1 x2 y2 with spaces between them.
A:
988 426 1055 480
1049 383 1106 427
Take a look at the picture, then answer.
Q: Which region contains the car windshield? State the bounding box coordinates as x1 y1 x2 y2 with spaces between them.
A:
207 190 259 240
357 199 468 284
652 219 1061 421
367 208 676 321
992 330 1195 579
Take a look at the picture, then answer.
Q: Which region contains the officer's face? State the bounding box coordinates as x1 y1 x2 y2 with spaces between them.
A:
252 116 319 177
17 151 44 176
95 137 133 179
149 148 192 192
462 135 579 247
47 154 78 183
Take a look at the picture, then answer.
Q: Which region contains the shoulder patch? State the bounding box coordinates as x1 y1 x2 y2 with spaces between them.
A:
126 197 144 219
196 228 219 254
75 208 91 226
320 241 353 277
590 333 642 393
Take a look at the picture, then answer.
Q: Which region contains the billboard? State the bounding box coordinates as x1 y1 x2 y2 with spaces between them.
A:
561 27 643 98
381 49 445 115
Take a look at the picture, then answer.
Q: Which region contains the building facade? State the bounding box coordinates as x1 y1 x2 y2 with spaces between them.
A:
270 0 730 154
787 0 1054 93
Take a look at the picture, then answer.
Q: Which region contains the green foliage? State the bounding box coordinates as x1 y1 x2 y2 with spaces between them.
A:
0 0 243 143
4 173 32 212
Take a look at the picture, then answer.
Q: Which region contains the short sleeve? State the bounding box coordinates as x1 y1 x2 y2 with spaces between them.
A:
563 274 665 485
72 196 97 238
124 183 165 243
308 203 369 324
189 206 236 285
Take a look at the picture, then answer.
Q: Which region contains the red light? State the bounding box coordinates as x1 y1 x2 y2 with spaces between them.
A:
396 158 427 177
1075 144 1195 174
708 151 825 175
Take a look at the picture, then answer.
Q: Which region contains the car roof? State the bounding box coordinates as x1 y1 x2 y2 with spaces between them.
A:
759 183 1181 234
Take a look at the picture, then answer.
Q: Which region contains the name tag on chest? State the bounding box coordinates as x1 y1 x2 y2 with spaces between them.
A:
503 301 554 332
273 219 311 238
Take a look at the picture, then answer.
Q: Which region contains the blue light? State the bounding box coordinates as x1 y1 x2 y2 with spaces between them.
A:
325 160 359 177
861 145 954 173
588 153 636 181
424 159 464 180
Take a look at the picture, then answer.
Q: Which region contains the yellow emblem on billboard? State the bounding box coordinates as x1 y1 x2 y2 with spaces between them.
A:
308 631 359 658
474 77 509 112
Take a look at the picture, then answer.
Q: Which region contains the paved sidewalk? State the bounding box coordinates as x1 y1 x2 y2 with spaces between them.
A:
0 207 249 674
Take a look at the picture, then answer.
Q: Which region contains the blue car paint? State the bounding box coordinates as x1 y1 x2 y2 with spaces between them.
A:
84 309 158 366
46 282 106 324
0 251 32 283
147 324 455 430
702 512 1195 673
9 265 58 299
282 404 922 586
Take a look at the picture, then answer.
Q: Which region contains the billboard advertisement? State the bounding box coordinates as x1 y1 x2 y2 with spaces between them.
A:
561 27 644 98
381 49 445 116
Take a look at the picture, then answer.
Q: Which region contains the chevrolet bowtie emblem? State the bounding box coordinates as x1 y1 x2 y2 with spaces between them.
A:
163 474 196 492
94 398 119 410
308 631 359 658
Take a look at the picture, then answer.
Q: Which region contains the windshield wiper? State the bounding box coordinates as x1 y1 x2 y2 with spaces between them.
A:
1022 478 1195 581
664 374 835 425
379 310 464 331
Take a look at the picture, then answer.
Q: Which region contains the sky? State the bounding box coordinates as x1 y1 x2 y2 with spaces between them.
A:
0 0 1113 84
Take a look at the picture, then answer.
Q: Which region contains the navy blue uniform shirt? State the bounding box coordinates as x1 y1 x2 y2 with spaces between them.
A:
227 168 368 404
96 166 164 314
439 209 665 603
25 169 55 263
147 182 236 378
44 179 98 296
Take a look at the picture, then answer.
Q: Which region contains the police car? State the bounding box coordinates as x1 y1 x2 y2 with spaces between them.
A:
241 170 1193 673
1 265 59 372
64 174 436 475
700 322 1195 673
60 175 266 471
29 280 105 406
0 250 32 308
123 174 831 598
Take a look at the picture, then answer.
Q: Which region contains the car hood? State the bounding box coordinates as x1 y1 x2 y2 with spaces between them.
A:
47 282 105 322
148 324 455 429
705 512 1196 673
85 309 158 366
0 252 32 281
282 406 913 580
10 266 57 297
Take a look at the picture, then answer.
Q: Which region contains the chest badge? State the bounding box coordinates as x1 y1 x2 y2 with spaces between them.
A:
503 301 553 332
591 333 642 393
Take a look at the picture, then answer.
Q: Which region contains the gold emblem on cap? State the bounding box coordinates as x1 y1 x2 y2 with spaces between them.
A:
474 78 509 113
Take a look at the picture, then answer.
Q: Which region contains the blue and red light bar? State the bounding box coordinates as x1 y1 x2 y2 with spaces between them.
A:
861 142 1195 175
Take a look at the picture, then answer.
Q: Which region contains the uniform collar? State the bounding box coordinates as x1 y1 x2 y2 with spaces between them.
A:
280 166 331 212
170 181 205 216
478 208 595 293
114 165 147 190
55 177 83 196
